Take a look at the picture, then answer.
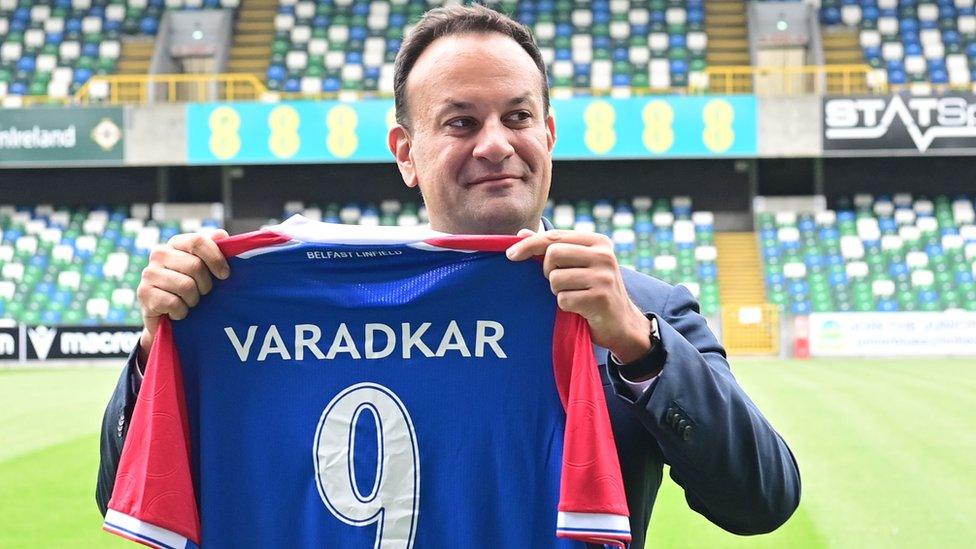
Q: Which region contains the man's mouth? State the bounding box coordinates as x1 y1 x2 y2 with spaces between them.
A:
467 174 523 186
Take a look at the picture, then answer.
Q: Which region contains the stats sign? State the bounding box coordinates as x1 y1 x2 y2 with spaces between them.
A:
823 93 976 155
808 312 976 356
0 107 125 166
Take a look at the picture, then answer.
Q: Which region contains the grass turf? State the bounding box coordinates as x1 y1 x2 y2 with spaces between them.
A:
1 358 973 548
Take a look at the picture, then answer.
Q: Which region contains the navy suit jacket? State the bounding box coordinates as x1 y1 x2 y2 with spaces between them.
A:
96 229 800 548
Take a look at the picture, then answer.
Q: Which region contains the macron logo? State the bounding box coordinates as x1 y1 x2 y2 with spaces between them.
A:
824 95 976 152
27 326 57 360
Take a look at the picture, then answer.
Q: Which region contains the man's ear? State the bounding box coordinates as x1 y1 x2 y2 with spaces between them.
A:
388 124 418 188
546 113 556 152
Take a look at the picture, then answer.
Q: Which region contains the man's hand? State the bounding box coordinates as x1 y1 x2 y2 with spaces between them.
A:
136 230 231 365
506 229 652 363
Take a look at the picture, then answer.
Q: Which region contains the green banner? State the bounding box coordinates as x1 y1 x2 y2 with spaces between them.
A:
0 107 125 166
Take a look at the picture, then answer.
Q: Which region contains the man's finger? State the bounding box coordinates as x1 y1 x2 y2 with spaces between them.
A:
144 267 204 308
160 248 215 296
169 233 230 279
542 242 597 277
506 230 608 261
547 268 596 293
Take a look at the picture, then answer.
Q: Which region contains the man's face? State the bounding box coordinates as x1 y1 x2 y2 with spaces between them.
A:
388 32 556 235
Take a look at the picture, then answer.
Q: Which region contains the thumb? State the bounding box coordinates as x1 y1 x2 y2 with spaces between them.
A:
211 229 230 241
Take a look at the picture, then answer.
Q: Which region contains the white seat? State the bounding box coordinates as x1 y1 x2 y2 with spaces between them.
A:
59 41 81 62
613 229 636 246
0 245 13 262
286 50 308 71
24 29 45 49
325 51 345 70
783 262 807 279
692 211 714 226
328 25 349 43
180 219 203 233
1 263 24 282
103 252 130 280
775 211 798 226
649 59 671 89
914 199 934 215
840 235 865 259
106 4 125 21
695 245 717 262
609 21 630 40
295 1 315 19
574 219 596 233
308 38 328 56
610 0 629 14
860 30 881 49
841 5 861 26
957 0 975 9
164 0 183 7
220 0 240 7
878 17 898 36
534 21 555 41
36 54 58 73
687 32 707 53
673 220 695 243
906 250 930 268
111 288 136 308
75 235 98 254
654 255 677 271
300 76 322 95
778 227 800 243
894 208 916 225
274 14 295 32
856 218 881 241
571 45 592 64
341 64 363 82
129 0 149 8
959 15 976 34
629 46 649 65
815 210 837 226
135 227 161 252
846 261 869 279
81 15 102 34
665 7 686 26
942 234 964 250
904 55 927 75
873 201 894 217
100 41 121 60
0 18 7 37
911 270 934 287
899 225 921 243
629 8 649 26
960 225 976 242
652 211 674 227
572 9 592 27
88 79 109 100
0 280 15 300
1 42 22 63
46 80 69 99
882 42 904 61
923 43 944 61
966 242 976 260
86 298 110 318
291 25 311 45
679 282 700 299
52 244 75 263
57 270 81 290
916 216 939 233
15 236 37 255
918 4 939 21
880 235 903 251
39 228 61 244
872 279 895 297
30 4 51 21
591 60 612 89
612 212 635 230
648 33 669 53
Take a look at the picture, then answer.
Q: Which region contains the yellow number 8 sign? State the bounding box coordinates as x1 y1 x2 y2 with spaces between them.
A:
208 106 242 160
583 101 616 154
702 99 735 153
268 105 301 159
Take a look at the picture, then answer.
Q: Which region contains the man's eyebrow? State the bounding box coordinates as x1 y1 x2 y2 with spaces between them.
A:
437 95 534 114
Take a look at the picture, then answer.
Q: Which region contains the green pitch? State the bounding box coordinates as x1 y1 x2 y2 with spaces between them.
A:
1 358 974 548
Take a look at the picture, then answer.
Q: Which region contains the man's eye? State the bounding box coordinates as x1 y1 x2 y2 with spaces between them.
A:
509 111 532 123
447 118 474 128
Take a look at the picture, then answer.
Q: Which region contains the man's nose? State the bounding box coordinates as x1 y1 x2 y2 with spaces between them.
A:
472 120 516 164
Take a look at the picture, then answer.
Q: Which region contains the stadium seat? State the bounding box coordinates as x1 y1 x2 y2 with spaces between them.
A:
760 195 976 312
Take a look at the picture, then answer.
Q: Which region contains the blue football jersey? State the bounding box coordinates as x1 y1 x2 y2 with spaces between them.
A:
104 217 630 549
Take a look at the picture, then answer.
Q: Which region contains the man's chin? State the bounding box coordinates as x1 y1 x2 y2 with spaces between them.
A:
444 207 537 235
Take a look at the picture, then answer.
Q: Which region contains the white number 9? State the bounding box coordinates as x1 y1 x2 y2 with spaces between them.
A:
314 383 420 548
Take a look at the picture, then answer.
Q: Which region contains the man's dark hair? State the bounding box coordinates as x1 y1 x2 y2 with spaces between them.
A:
392 3 550 128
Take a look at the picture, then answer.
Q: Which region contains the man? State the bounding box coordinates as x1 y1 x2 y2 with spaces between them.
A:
97 5 800 546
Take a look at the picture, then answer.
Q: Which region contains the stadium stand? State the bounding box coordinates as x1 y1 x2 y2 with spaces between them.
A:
265 0 709 95
759 194 976 314
820 0 976 87
0 0 241 101
283 196 721 315
0 205 221 326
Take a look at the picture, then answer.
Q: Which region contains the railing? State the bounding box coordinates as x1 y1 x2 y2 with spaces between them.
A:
705 64 874 95
73 73 269 105
7 65 964 107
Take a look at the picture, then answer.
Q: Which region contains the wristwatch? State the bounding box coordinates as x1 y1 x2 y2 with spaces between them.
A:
615 314 666 381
